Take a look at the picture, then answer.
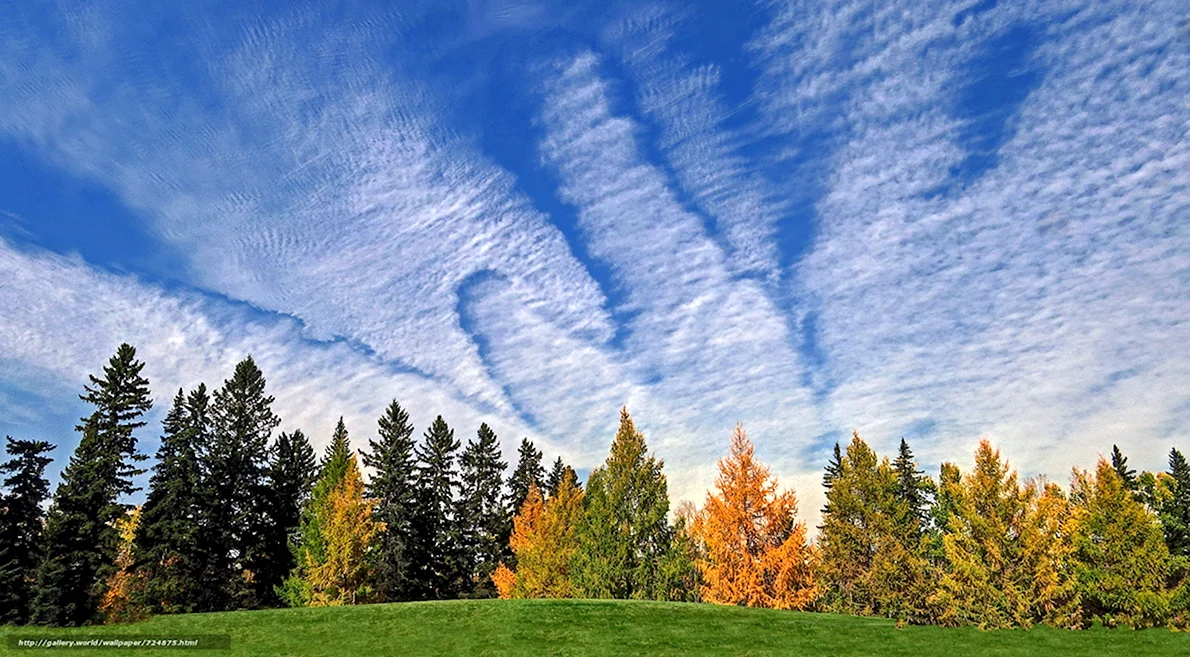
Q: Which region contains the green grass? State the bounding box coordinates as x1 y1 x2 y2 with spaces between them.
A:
3 600 1187 656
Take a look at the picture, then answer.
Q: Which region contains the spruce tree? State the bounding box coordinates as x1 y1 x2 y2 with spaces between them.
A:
1111 445 1138 492
457 423 507 597
259 429 316 605
892 438 934 533
362 401 419 602
200 356 280 610
506 438 544 521
572 407 674 600
545 457 565 498
0 437 54 624
1162 448 1190 558
135 388 207 614
822 442 843 492
410 415 462 599
32 344 153 626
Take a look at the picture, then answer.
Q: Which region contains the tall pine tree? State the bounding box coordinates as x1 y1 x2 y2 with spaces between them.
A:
572 407 675 600
892 438 934 534
32 344 153 626
506 438 544 520
199 356 280 611
259 429 316 606
457 423 507 597
545 457 565 498
1162 448 1190 558
0 436 54 624
1111 445 1138 491
135 388 207 614
410 416 462 599
362 401 419 602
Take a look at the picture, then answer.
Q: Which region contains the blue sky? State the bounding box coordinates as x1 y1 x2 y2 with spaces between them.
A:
0 0 1187 516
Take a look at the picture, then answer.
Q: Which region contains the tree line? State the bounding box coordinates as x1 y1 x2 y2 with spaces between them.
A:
0 344 1188 630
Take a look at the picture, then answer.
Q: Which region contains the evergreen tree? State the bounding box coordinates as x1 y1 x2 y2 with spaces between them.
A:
259 429 316 606
1162 448 1190 558
822 442 843 491
545 457 565 498
457 423 507 597
1111 445 1138 491
506 438 545 522
362 401 419 602
892 438 934 533
32 344 153 626
0 437 54 624
572 407 675 600
410 415 462 599
135 388 207 614
199 356 280 611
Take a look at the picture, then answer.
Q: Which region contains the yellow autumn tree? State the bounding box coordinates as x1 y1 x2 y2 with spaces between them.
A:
1019 479 1079 627
306 454 381 606
1068 458 1170 628
99 507 148 624
693 425 816 610
493 477 585 599
491 483 544 598
929 439 1034 628
519 470 584 598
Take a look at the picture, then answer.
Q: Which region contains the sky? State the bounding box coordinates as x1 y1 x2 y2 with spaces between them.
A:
0 0 1187 522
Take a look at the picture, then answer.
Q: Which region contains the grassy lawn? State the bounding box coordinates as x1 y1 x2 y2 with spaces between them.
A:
2 599 1187 656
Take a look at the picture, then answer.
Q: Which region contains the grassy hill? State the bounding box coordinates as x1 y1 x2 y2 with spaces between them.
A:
3 599 1186 656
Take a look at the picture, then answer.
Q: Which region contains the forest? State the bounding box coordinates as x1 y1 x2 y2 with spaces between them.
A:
1 344 1188 630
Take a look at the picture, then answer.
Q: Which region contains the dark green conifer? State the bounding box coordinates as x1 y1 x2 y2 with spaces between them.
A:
362 401 419 602
1162 448 1190 557
200 356 280 610
410 415 461 599
31 344 152 626
1111 444 1138 491
892 438 934 533
135 387 207 614
259 429 316 605
506 438 544 521
457 423 507 597
0 436 54 624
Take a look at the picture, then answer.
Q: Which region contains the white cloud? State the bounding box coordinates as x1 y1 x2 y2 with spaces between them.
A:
753 0 1190 478
0 239 537 463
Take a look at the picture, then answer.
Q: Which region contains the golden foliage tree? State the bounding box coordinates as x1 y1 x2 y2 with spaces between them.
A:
99 507 148 624
1068 458 1170 628
492 476 585 599
693 425 816 610
929 440 1034 628
519 471 584 598
306 455 381 606
1019 480 1079 627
